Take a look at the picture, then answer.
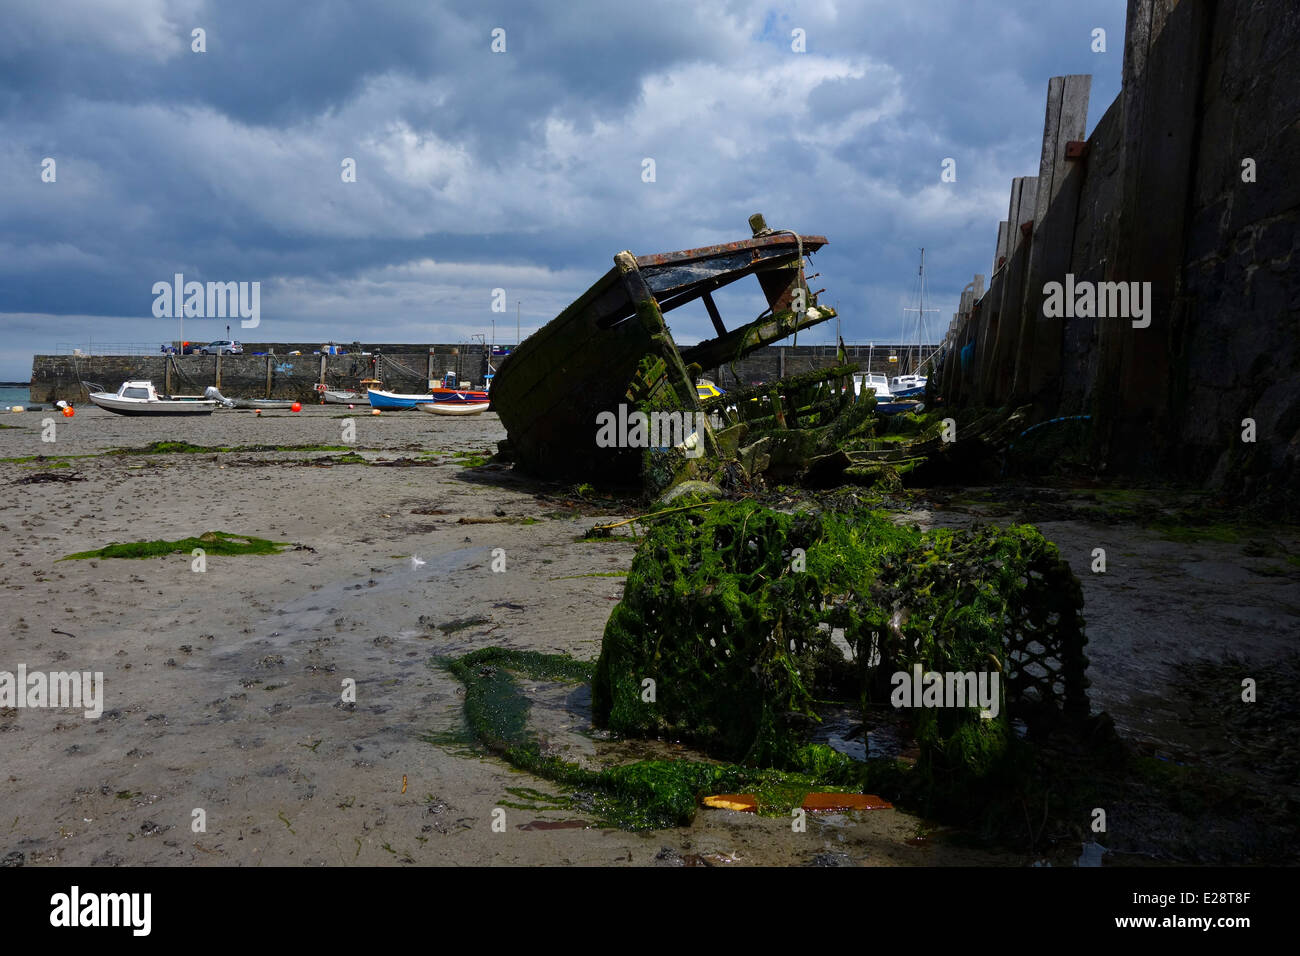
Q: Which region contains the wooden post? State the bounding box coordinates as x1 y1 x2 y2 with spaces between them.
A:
319 354 327 386
265 355 272 398
994 221 1010 276
165 354 172 395
1093 0 1213 470
768 390 787 429
702 292 727 337
1012 74 1092 406
215 350 222 389
613 250 718 460
982 176 1038 405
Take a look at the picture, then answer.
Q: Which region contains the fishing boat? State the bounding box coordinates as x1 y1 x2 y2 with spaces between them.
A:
490 213 837 482
87 380 219 416
316 378 380 404
368 380 489 410
851 372 920 415
417 402 490 416
696 379 725 400
888 373 928 399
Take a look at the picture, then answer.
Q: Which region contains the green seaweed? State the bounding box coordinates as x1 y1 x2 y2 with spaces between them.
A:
592 499 1091 816
0 454 98 463
108 441 354 455
61 531 291 561
436 646 888 830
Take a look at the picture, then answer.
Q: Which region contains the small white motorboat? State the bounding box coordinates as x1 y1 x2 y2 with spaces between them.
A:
316 381 376 404
417 402 490 416
88 380 219 416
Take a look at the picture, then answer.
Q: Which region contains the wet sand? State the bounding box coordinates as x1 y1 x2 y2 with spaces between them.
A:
0 405 1294 865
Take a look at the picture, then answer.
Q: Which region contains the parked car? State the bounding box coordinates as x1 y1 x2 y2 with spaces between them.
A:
201 341 243 355
161 343 204 355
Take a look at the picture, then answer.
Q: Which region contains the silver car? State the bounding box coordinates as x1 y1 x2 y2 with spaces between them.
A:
201 341 243 354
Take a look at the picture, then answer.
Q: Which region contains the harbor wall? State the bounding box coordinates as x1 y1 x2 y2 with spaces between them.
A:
29 345 493 404
30 343 924 403
938 0 1300 501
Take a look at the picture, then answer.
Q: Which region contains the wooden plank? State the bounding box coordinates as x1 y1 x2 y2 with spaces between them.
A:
982 232 1029 405
678 303 835 370
1095 0 1212 467
1013 74 1093 406
702 291 727 337
1006 176 1038 255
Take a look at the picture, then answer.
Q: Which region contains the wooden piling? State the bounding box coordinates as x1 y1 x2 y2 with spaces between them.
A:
1013 74 1093 407
982 176 1038 405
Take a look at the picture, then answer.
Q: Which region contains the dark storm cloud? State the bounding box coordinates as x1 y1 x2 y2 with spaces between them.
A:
0 0 1126 379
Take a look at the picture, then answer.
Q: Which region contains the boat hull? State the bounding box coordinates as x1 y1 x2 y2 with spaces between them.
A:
321 390 369 404
417 402 490 416
891 384 926 399
875 399 924 415
89 393 218 415
234 399 297 409
369 388 489 410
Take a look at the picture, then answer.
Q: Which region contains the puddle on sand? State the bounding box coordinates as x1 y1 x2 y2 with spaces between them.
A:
810 703 910 761
212 546 488 660
521 685 917 772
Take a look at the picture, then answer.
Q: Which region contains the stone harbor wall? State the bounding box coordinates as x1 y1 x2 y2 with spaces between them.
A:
31 343 924 403
29 347 494 404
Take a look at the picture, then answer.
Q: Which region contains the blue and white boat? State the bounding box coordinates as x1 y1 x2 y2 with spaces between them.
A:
852 371 923 415
889 374 927 399
368 385 490 410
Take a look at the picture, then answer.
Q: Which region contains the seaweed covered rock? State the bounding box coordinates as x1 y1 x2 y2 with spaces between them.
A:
592 500 1091 804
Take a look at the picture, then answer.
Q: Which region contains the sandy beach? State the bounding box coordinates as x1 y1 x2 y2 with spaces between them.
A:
1 404 1296 866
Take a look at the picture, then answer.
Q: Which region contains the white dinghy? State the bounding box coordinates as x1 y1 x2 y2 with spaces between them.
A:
417 402 490 416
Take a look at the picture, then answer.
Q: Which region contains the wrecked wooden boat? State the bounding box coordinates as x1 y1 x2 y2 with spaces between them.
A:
490 214 838 485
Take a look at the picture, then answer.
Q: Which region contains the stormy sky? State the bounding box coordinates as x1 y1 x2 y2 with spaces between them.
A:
0 0 1125 381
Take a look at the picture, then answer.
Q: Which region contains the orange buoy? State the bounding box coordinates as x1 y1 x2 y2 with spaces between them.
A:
371 409 381 416
61 406 75 417
291 402 302 412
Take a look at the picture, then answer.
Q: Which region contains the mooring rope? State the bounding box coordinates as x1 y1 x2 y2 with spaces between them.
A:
1001 414 1092 476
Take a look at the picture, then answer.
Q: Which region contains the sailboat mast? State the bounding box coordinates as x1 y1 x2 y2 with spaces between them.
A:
917 248 925 374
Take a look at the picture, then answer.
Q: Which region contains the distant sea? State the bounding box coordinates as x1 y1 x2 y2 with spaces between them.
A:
0 386 32 406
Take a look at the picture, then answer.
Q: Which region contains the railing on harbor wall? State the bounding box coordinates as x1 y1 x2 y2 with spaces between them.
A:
54 343 162 357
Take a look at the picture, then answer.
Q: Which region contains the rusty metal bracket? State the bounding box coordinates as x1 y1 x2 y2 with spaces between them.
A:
1065 140 1089 160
